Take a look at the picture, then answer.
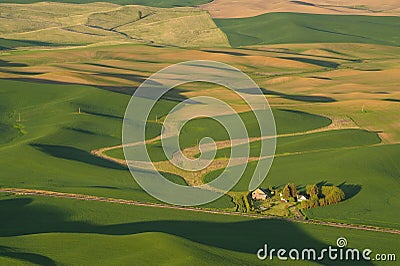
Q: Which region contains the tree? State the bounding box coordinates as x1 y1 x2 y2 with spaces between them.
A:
301 200 310 209
309 195 320 208
306 184 319 197
288 183 298 197
321 186 345 204
282 185 291 200
319 198 327 206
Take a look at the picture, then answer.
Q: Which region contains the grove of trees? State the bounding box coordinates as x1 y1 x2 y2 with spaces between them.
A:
282 183 298 202
301 183 345 209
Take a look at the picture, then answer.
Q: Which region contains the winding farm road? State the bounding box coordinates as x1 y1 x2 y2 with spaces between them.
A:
1 188 399 235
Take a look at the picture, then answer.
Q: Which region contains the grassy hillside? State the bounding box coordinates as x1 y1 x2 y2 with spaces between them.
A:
0 42 399 249
0 0 211 7
104 109 331 161
215 12 400 47
0 79 232 208
0 194 399 265
0 3 229 48
203 143 400 228
210 129 381 158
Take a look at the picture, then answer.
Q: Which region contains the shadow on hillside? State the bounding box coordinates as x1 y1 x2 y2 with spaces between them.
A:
5 77 190 102
383 98 400 103
0 245 56 266
317 181 362 200
238 87 336 103
82 110 123 120
31 144 126 170
65 127 97 135
0 197 373 265
0 38 62 51
202 49 248 56
94 72 147 83
278 57 340 68
0 60 28 67
0 69 44 76
291 0 316 7
240 47 358 62
5 77 138 95
338 183 362 200
0 246 56 266
308 76 332 80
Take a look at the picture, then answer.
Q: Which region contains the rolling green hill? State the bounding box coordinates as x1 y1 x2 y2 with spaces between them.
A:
203 143 400 229
210 129 381 158
214 12 400 47
0 194 398 265
0 79 232 209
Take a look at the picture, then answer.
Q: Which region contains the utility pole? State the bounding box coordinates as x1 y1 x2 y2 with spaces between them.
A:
17 113 21 122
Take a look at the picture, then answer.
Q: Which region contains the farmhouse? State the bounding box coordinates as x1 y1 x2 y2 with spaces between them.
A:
252 188 269 200
297 194 308 202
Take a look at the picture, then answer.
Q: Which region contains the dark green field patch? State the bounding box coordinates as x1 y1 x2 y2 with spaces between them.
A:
215 13 400 47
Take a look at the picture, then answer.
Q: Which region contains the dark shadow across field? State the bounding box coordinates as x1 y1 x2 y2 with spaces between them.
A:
82 110 123 120
5 77 190 102
383 98 400 103
308 76 332 80
338 183 362 200
240 47 359 62
0 60 27 67
239 87 336 103
0 245 57 266
0 197 373 265
290 0 316 7
93 72 147 83
0 38 64 50
31 144 127 170
278 57 340 68
202 49 248 56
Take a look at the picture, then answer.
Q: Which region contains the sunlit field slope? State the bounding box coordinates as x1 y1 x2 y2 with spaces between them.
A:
203 0 400 18
0 0 211 7
0 2 228 47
